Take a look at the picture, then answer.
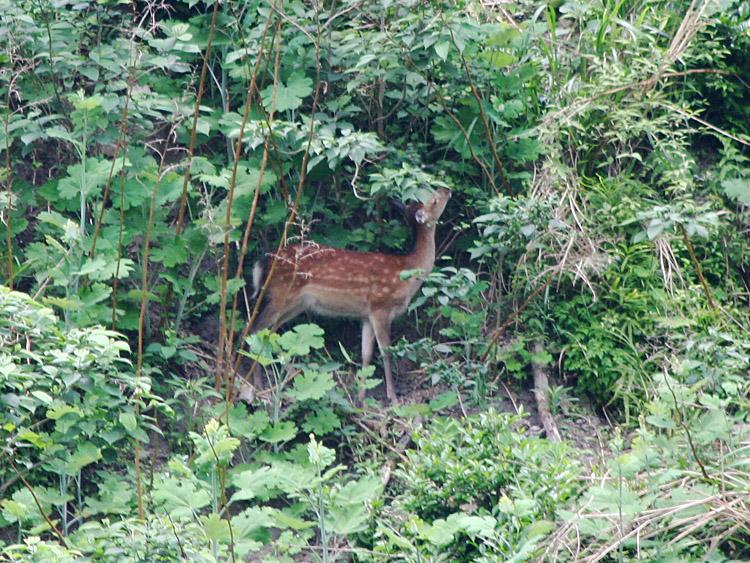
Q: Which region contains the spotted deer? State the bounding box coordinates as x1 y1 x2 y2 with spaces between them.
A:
248 188 451 403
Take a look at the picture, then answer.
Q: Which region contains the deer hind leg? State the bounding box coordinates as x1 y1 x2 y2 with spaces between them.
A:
368 310 397 404
358 320 375 403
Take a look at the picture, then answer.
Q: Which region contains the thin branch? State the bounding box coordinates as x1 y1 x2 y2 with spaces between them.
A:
4 453 68 547
89 20 141 257
230 0 325 389
679 224 716 310
224 16 282 393
435 91 499 196
442 13 512 195
480 276 553 363
174 0 221 236
214 8 276 391
134 120 177 519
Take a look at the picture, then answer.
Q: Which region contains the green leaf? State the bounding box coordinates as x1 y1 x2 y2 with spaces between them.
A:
228 405 270 438
47 404 83 420
307 434 336 468
259 421 298 444
481 51 515 68
152 477 211 518
119 411 137 433
85 474 134 516
269 508 314 531
722 178 750 206
58 158 124 200
286 370 335 402
429 391 459 411
231 467 276 501
331 476 382 507
278 324 325 356
434 41 450 61
393 403 431 418
419 513 496 546
530 349 553 366
301 406 341 435
524 519 555 540
30 390 53 405
150 237 188 267
262 72 313 112
67 442 102 473
327 504 369 535
201 513 230 541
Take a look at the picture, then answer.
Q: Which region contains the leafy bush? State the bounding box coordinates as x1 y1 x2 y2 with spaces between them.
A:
0 287 162 536
373 410 582 560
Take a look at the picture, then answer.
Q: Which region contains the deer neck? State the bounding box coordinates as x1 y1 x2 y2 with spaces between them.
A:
406 223 436 273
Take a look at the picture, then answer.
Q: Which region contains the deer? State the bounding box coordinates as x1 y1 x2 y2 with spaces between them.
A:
247 187 451 404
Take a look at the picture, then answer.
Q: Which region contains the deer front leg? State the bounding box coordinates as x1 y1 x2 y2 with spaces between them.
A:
358 320 375 403
369 310 397 404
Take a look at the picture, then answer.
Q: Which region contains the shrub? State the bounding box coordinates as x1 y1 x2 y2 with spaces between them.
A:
373 410 582 560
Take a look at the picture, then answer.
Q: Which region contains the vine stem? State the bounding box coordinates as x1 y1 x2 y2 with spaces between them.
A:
88 56 136 257
441 12 512 196
661 369 711 482
480 276 552 363
214 7 276 392
223 15 282 396
229 1 324 389
134 122 176 519
174 0 221 236
107 0 142 328
4 453 68 547
3 87 13 288
679 224 716 310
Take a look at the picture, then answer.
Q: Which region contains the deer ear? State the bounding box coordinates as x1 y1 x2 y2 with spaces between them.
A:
414 209 429 224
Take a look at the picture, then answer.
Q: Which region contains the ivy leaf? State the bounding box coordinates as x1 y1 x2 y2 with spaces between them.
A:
262 72 313 112
278 324 325 356
301 406 341 435
231 467 276 501
227 405 270 438
286 370 335 402
201 513 230 542
259 421 297 444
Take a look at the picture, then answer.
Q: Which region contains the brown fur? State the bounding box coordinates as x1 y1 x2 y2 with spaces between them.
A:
251 188 451 403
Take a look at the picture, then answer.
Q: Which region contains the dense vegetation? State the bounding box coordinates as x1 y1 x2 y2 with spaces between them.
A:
1 0 749 560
